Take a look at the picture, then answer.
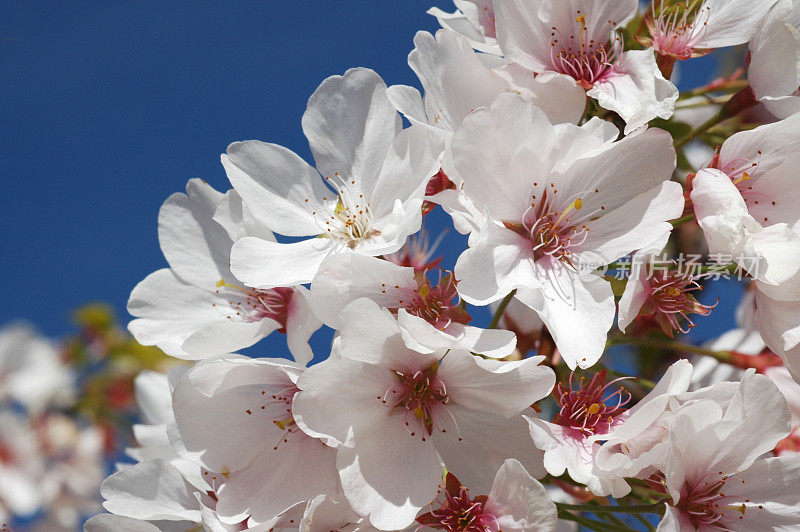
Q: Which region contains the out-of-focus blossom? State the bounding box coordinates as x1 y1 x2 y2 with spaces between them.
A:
0 323 73 415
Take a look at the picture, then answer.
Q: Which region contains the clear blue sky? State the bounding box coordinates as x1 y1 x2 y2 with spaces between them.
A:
0 1 731 355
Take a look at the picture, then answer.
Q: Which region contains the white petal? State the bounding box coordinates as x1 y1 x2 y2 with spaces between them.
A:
588 50 678 134
310 253 415 329
578 181 684 266
84 515 162 532
697 0 777 48
455 223 539 305
215 436 339 525
230 236 333 289
100 460 201 522
284 286 322 367
404 29 509 132
453 93 556 221
127 269 245 360
493 67 586 125
440 352 554 417
516 272 615 369
336 414 441 531
485 459 557 532
691 168 750 256
434 407 546 493
302 68 401 199
222 141 328 236
369 125 441 220
158 178 231 288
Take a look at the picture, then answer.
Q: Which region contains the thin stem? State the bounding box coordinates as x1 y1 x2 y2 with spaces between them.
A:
675 85 756 150
670 213 695 227
488 289 517 329
674 111 729 150
557 510 636 532
556 501 667 515
611 336 734 365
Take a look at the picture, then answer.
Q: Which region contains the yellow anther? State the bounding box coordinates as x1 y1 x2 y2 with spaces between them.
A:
418 283 430 301
733 172 752 185
576 14 586 28
574 198 583 210
587 403 601 414
273 418 296 430
414 407 425 419
217 278 226 288
667 287 682 297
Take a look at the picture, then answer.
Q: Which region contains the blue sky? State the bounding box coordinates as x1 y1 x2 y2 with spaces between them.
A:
1 1 729 355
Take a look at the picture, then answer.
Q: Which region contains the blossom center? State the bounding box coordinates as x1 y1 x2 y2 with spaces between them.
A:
506 186 603 267
678 474 755 529
386 270 471 330
552 370 632 438
215 280 294 333
310 173 378 247
417 473 498 531
380 361 449 437
244 381 304 450
644 270 717 336
548 12 622 88
646 0 711 59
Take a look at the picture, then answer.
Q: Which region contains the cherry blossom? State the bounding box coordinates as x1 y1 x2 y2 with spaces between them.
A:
416 459 557 532
641 0 778 61
293 299 555 529
655 372 800 531
225 68 441 290
451 94 683 368
128 179 320 364
310 254 517 357
494 0 679 133
170 357 339 526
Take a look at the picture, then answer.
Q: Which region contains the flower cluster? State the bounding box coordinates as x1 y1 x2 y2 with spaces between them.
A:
0 306 174 531
88 1 800 531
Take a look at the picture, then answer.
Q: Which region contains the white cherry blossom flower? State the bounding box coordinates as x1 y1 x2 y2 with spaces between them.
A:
749 0 800 119
690 113 800 287
494 0 679 133
654 371 800 531
128 179 320 364
293 299 555 530
170 357 339 526
310 253 517 358
451 94 683 367
641 0 778 61
226 68 441 289
415 459 557 532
